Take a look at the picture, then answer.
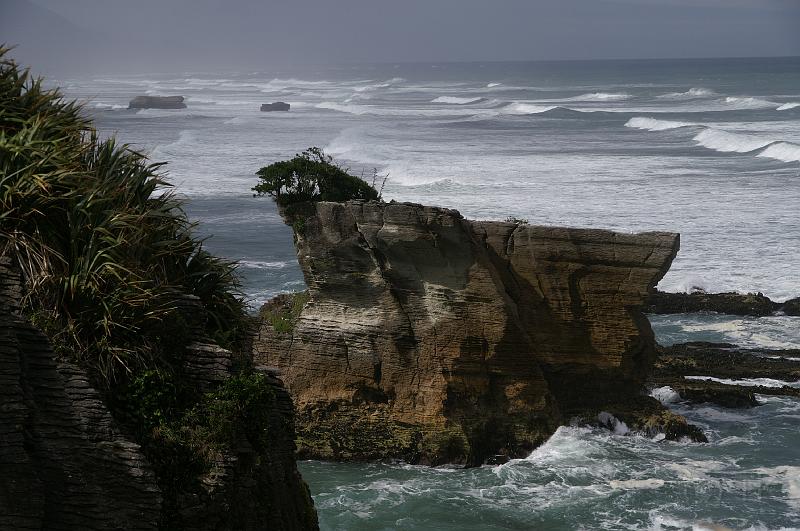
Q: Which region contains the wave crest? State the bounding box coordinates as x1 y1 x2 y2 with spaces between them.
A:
777 102 800 111
567 92 630 101
625 117 694 131
658 87 716 99
758 142 800 163
723 96 776 110
693 129 773 153
431 96 485 105
501 103 559 115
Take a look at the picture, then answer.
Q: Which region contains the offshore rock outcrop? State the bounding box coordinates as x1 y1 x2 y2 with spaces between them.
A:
0 258 318 530
261 102 291 112
254 200 682 464
645 290 800 316
650 341 800 408
128 95 186 109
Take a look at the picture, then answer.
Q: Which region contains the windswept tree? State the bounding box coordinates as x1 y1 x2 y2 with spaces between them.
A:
253 147 379 206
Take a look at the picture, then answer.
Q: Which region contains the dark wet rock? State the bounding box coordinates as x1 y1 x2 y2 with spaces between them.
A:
668 382 760 408
646 290 779 316
579 396 707 442
650 341 800 408
655 342 800 381
261 102 290 112
128 95 186 109
782 297 800 316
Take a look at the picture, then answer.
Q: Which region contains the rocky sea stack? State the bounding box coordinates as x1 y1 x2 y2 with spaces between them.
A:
261 101 290 112
254 200 694 465
128 95 187 109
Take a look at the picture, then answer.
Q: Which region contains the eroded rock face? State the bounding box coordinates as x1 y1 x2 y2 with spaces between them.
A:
0 257 318 530
254 201 679 464
0 259 161 530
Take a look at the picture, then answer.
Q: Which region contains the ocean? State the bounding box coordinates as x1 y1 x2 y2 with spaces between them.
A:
57 57 800 530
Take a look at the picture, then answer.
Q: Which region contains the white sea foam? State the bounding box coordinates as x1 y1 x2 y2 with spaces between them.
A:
487 82 502 88
657 87 716 99
186 97 217 104
431 96 484 104
567 92 630 101
352 77 405 92
238 260 289 270
650 386 681 405
93 102 126 110
693 128 774 153
625 117 694 131
752 466 800 510
758 142 800 163
723 96 776 109
684 376 800 389
316 101 371 115
597 412 630 435
501 102 559 115
609 478 665 490
777 102 800 111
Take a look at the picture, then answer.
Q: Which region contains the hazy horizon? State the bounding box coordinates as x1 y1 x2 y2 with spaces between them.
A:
2 0 799 75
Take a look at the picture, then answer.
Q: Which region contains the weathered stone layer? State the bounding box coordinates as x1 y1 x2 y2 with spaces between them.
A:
254 200 680 464
0 256 318 530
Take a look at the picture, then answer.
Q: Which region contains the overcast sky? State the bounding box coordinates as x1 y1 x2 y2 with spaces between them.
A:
2 0 799 74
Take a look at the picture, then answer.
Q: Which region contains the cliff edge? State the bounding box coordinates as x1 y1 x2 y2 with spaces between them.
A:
254 201 680 465
0 257 317 530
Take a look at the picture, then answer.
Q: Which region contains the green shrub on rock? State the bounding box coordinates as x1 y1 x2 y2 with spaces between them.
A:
253 147 379 207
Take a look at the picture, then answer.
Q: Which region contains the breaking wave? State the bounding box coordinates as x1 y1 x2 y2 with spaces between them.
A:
566 92 630 101
777 102 800 111
501 103 560 115
625 117 694 131
629 116 800 163
93 102 126 110
757 142 800 163
658 87 716 99
693 128 774 153
723 96 776 110
684 376 800 389
431 96 485 105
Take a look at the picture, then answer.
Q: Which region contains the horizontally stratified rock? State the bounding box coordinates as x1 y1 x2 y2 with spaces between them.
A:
254 200 680 464
0 256 318 530
128 95 186 109
0 257 161 530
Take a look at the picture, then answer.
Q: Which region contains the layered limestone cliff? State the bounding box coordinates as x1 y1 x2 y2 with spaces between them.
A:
0 257 317 530
254 200 681 465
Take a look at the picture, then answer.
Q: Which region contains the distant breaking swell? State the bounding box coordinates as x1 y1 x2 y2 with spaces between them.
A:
625 117 800 163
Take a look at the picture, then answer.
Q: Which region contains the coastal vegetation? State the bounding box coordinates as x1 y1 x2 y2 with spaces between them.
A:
0 47 300 526
253 146 379 207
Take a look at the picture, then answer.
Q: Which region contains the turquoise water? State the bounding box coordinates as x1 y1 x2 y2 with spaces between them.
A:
56 57 800 530
301 393 800 530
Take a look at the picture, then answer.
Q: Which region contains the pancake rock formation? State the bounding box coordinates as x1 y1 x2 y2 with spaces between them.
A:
254 201 682 465
0 257 317 530
128 95 186 109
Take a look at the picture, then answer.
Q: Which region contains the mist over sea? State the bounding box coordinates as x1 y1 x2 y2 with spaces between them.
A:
58 57 800 530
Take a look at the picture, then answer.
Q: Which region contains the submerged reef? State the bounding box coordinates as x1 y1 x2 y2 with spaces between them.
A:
254 200 699 465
